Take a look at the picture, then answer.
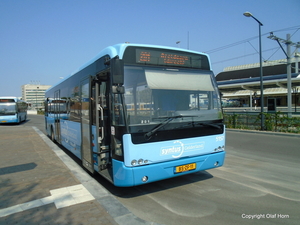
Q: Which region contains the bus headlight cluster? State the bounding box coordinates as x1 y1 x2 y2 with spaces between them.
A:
214 145 225 152
131 159 149 166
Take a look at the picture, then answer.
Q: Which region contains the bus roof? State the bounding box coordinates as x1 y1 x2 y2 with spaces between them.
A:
47 43 210 92
0 96 19 100
74 43 209 75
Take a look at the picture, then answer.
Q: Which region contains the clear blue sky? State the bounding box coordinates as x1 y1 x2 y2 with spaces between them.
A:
1 0 299 97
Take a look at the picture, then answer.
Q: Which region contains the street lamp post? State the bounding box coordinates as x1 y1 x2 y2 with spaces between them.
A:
293 87 299 112
36 86 39 109
243 11 264 130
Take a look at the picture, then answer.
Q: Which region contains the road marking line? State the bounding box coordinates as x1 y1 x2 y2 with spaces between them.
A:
0 184 95 217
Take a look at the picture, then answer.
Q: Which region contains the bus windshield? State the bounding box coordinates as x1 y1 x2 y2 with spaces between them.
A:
122 66 222 132
0 103 16 115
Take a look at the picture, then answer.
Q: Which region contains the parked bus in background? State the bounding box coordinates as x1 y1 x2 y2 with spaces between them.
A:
0 97 28 124
45 43 225 187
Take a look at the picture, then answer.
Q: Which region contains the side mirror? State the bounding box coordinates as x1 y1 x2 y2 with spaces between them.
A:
112 85 125 94
111 58 124 85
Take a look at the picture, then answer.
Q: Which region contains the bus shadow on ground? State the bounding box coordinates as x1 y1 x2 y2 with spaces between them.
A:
51 137 214 199
0 163 37 176
96 170 214 199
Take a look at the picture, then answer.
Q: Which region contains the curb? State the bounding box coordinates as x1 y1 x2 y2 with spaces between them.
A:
32 126 161 225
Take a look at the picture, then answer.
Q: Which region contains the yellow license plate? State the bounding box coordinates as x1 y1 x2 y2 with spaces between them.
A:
175 163 196 173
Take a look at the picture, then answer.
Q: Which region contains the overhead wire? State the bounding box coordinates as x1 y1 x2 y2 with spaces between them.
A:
213 47 279 64
206 25 300 65
205 25 300 54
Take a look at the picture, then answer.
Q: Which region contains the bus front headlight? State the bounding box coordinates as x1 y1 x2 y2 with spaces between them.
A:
131 160 137 166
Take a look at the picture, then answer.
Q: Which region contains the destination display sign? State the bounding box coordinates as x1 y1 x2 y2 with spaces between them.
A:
135 48 206 69
137 50 189 65
0 99 15 102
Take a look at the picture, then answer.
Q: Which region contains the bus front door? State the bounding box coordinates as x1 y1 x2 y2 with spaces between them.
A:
95 81 111 173
80 77 94 173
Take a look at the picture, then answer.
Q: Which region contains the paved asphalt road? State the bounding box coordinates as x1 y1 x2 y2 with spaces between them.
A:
24 115 300 225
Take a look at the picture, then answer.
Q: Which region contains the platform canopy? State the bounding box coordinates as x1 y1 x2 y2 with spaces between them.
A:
216 61 300 97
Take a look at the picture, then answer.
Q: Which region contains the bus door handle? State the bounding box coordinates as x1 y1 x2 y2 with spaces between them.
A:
98 104 104 143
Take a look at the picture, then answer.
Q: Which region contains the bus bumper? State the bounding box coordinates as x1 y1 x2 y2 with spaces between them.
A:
112 151 225 187
0 116 18 123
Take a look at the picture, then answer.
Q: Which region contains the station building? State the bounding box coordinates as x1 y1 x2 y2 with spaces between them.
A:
216 58 300 112
21 84 51 109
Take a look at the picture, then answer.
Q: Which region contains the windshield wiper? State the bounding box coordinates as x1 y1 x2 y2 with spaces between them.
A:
169 120 223 131
189 121 222 129
144 115 195 140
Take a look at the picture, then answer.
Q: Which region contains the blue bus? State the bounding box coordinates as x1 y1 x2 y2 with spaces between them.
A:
45 43 225 187
0 97 28 124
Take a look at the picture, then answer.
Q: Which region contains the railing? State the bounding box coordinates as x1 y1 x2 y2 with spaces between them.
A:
223 111 300 133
